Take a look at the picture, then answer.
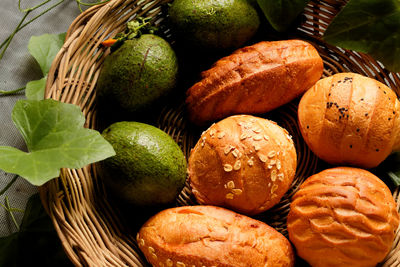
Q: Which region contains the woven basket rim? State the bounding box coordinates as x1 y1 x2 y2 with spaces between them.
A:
40 0 400 266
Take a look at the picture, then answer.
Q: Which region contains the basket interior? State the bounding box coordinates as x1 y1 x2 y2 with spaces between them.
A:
40 0 400 266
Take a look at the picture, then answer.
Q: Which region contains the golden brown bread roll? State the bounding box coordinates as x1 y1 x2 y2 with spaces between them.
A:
137 205 294 267
287 167 400 267
188 115 297 215
298 72 400 168
186 39 323 125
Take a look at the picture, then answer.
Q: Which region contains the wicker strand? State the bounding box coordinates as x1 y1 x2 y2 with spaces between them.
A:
40 0 400 266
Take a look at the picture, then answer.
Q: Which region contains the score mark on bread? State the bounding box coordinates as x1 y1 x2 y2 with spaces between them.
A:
138 206 294 267
287 167 400 267
298 72 400 168
186 39 323 125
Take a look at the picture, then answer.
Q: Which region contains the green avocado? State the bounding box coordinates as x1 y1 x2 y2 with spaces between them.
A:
168 0 260 50
96 34 178 114
100 121 186 206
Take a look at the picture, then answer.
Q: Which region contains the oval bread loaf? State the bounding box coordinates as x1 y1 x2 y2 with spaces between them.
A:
188 115 297 215
137 205 295 267
298 73 400 168
186 39 324 125
287 167 400 267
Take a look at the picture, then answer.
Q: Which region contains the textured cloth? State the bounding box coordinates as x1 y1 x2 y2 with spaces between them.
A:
0 0 80 236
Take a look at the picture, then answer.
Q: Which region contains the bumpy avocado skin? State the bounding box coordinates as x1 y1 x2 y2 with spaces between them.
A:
101 121 187 206
168 0 260 50
96 34 178 114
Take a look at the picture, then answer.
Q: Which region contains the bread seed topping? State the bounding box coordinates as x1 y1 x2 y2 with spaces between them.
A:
226 193 234 199
234 160 241 170
259 154 268 163
224 164 233 172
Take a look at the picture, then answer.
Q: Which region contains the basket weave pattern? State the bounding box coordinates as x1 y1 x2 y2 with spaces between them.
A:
40 0 400 266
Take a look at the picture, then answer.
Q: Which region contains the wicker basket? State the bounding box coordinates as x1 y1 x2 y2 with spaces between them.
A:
39 0 400 266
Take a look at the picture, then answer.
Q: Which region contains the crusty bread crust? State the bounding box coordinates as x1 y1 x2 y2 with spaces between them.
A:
188 115 297 215
138 205 294 267
287 167 400 267
186 39 323 125
298 73 400 168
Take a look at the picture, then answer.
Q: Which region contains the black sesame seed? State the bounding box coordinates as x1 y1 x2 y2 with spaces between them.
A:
347 114 349 118
356 128 360 132
365 113 368 116
360 98 364 101
384 91 387 94
389 118 391 121
328 93 331 96
307 125 309 129
338 80 342 83
350 145 353 148
376 149 380 152
393 111 396 114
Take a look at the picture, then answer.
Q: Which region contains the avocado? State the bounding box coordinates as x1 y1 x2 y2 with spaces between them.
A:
96 34 178 114
168 0 260 51
100 121 186 206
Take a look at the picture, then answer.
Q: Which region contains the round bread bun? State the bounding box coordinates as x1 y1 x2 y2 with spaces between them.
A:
287 167 400 267
298 72 400 168
188 115 297 215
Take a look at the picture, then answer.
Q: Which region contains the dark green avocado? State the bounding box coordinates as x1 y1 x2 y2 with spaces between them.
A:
168 0 260 50
100 121 187 206
96 34 178 114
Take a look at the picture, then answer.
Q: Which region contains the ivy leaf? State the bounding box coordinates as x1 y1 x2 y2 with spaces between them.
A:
376 152 400 187
388 171 400 187
0 233 18 267
323 0 400 72
256 0 310 32
28 33 65 76
25 77 46 100
0 194 73 266
0 99 115 186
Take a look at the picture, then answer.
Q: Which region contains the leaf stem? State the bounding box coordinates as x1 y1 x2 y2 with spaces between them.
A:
0 175 19 197
0 86 26 96
75 0 111 7
0 0 65 62
4 196 20 231
19 0 51 13
19 0 65 31
0 12 29 61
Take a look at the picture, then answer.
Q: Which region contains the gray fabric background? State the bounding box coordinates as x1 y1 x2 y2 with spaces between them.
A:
0 0 81 236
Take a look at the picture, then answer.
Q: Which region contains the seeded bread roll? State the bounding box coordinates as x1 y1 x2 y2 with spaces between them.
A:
188 115 297 215
287 167 400 267
298 72 400 168
186 39 323 125
137 205 294 267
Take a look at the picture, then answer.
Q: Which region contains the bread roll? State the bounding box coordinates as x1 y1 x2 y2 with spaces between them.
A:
186 39 323 125
188 115 297 215
287 167 400 267
137 205 294 267
298 72 400 168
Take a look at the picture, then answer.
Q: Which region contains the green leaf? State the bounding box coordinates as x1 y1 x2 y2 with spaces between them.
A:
323 0 400 72
388 171 400 187
0 99 115 186
257 0 310 32
28 33 66 76
25 77 46 100
0 194 73 266
374 152 400 187
0 233 18 267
